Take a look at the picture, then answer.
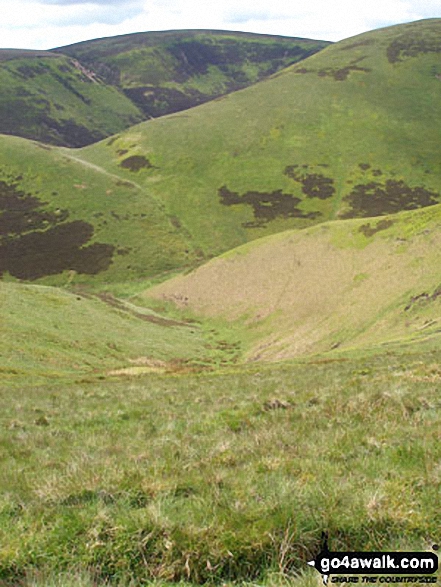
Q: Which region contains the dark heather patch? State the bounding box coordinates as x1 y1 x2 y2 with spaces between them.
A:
342 180 440 218
37 116 103 148
107 135 119 147
293 67 312 74
116 247 131 256
358 218 394 237
387 30 441 63
119 155 154 172
372 169 383 176
317 63 371 81
0 181 114 280
115 180 135 188
284 165 335 199
404 286 441 311
124 86 206 118
219 185 320 227
359 163 371 170
340 39 375 51
15 63 50 79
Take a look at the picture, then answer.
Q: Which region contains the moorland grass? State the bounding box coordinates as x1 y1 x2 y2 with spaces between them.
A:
57 31 329 120
77 20 441 262
144 202 441 361
0 54 143 147
0 346 439 584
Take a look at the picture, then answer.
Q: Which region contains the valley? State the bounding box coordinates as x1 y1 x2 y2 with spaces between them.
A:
0 18 440 587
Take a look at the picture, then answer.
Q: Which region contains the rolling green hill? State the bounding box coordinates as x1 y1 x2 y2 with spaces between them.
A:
0 50 143 147
1 19 441 587
0 134 202 285
0 32 328 147
145 203 441 360
1 20 440 289
56 30 329 118
77 18 441 261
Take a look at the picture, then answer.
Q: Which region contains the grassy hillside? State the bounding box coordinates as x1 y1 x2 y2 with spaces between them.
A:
77 19 441 260
0 346 439 584
57 30 329 118
0 50 143 147
0 32 327 147
0 281 212 386
145 202 441 360
0 134 204 285
1 20 440 286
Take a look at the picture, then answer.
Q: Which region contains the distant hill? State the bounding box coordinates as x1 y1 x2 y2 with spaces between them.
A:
56 30 329 119
76 19 441 261
0 32 328 147
145 203 441 360
0 50 143 147
0 19 440 287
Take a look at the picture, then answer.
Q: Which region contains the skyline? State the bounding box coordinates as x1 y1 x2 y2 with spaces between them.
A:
1 0 440 50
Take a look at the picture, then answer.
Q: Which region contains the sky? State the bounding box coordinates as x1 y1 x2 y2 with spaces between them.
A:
1 0 440 50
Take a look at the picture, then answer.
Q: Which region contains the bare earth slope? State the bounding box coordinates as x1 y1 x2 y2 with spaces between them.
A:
145 204 441 360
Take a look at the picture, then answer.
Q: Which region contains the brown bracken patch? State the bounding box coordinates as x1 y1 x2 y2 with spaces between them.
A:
342 180 440 218
119 155 155 172
0 179 114 280
404 286 441 311
218 185 320 227
284 165 335 199
387 30 441 63
358 218 394 237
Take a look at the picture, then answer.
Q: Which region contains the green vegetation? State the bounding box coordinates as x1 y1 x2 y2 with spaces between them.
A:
1 20 441 286
0 281 219 386
0 51 143 147
1 19 441 587
0 347 439 584
0 134 201 285
145 202 441 360
0 33 328 147
57 30 329 119
76 19 441 261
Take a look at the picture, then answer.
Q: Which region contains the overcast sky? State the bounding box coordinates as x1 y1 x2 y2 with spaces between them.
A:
2 0 440 50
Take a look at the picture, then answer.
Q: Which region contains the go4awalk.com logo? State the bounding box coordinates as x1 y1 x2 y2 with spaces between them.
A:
307 535 439 585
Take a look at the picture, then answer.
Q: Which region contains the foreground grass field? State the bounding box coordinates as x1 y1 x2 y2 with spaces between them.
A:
0 344 439 585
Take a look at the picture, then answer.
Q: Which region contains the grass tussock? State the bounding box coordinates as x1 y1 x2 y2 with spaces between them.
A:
0 348 439 584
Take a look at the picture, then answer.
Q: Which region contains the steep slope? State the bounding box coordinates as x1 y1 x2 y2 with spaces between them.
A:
0 50 143 147
0 281 208 385
57 30 329 118
145 203 441 360
0 134 201 285
0 32 328 147
78 19 441 260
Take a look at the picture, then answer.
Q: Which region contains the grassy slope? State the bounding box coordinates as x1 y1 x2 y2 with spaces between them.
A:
0 33 328 147
1 20 440 287
57 30 329 118
0 281 214 386
0 51 143 147
0 348 439 584
78 19 441 260
0 134 203 285
145 203 441 360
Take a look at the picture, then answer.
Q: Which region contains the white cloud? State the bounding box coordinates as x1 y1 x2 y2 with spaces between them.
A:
0 0 439 50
